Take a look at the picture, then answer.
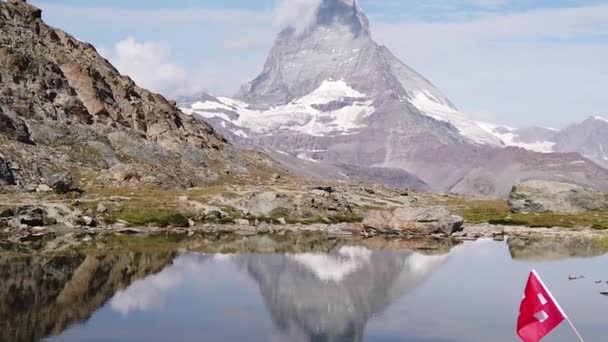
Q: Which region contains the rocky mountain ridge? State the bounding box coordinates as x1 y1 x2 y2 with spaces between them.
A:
0 0 276 193
181 0 608 197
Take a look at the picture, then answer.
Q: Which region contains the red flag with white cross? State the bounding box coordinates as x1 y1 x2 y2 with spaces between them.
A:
517 270 567 342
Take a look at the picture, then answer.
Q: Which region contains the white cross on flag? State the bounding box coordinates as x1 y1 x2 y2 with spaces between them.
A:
517 270 567 342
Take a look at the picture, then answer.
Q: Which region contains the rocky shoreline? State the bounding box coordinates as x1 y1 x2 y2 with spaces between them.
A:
2 212 608 256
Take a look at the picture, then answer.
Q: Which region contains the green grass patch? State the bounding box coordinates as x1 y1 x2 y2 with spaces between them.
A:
100 233 187 252
594 237 608 249
268 207 291 219
256 212 364 225
111 208 189 228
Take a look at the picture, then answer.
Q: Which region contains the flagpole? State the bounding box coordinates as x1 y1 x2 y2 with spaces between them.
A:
566 317 585 342
531 270 585 342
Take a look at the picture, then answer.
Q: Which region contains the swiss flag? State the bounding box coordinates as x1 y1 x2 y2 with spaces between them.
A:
517 270 566 342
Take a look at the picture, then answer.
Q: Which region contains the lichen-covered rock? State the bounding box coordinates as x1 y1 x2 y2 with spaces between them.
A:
509 180 608 214
363 206 464 236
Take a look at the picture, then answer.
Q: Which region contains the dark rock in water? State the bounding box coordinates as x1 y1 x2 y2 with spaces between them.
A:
601 292 608 296
19 207 44 227
0 156 15 186
312 186 335 193
82 216 97 227
0 208 15 218
509 180 608 214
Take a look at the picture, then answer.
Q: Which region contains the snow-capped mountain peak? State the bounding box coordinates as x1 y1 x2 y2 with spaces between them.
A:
180 0 608 197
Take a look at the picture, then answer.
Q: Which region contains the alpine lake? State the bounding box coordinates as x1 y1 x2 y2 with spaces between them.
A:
2 233 607 342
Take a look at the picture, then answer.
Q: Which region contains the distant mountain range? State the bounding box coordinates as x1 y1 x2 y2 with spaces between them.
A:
484 116 608 168
181 0 608 197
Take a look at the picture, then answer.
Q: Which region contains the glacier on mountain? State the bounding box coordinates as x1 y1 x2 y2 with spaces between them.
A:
183 80 375 136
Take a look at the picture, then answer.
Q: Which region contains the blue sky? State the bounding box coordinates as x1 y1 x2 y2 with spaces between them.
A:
30 0 608 128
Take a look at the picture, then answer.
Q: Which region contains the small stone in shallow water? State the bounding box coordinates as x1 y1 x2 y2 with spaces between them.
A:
36 184 53 192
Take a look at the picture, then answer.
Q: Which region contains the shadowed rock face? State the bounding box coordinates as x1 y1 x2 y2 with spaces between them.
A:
0 155 15 185
236 247 449 341
0 252 175 342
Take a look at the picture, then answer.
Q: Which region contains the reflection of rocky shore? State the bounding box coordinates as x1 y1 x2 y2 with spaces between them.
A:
0 252 175 342
237 247 450 342
508 237 608 261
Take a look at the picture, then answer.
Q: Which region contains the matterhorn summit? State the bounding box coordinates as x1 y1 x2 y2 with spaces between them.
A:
181 0 608 196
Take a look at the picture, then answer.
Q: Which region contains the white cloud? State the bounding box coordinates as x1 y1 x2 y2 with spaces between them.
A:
105 37 200 98
371 4 608 127
110 262 184 315
274 0 323 34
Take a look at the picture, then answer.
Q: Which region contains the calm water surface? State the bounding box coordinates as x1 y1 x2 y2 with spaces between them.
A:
3 240 607 342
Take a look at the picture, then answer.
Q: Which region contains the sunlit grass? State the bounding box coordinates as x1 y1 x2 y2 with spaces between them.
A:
441 197 608 229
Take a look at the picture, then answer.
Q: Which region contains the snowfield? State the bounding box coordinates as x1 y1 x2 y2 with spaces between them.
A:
476 123 556 153
408 90 503 146
183 80 375 137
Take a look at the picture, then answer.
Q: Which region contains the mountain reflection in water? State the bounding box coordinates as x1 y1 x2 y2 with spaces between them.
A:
3 240 608 342
235 247 447 342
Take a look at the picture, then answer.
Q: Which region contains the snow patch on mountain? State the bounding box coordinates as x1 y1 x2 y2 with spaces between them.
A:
477 123 556 153
289 246 372 282
591 115 608 123
409 91 503 146
182 80 375 137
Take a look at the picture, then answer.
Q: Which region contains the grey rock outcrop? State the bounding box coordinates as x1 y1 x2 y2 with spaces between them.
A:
239 187 353 219
509 180 608 214
363 206 464 236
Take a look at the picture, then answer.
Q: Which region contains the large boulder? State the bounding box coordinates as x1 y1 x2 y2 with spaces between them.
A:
509 180 608 214
363 206 464 236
